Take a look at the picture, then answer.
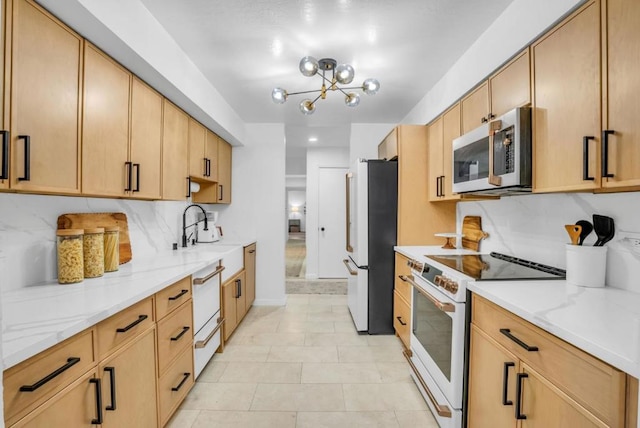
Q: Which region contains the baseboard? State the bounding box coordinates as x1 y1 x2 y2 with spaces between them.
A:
252 297 287 306
305 273 318 280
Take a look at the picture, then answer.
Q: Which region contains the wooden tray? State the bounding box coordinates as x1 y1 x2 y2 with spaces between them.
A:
57 212 132 264
461 216 489 251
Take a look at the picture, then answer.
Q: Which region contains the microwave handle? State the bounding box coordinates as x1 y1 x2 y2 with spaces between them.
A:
488 120 503 186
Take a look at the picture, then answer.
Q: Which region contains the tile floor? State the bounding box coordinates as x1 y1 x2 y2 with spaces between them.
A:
167 294 439 427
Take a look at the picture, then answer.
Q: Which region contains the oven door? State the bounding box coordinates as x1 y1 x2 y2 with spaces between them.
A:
410 275 466 409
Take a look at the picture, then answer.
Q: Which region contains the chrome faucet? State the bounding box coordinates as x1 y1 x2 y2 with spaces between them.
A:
182 204 208 247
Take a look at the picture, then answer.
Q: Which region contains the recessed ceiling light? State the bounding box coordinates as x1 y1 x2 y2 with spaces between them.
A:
308 137 318 143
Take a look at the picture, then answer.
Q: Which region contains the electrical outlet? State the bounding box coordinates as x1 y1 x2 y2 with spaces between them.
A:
617 231 640 253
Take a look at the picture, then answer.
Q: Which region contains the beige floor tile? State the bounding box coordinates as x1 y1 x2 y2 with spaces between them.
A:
250 383 345 411
234 332 305 346
166 409 200 428
334 320 357 333
296 411 400 427
232 319 280 337
218 362 302 383
338 345 406 363
343 384 429 411
213 345 271 362
286 294 310 305
308 295 348 305
197 360 228 383
191 411 296 428
376 362 414 383
267 345 339 363
307 311 354 322
301 362 382 383
304 332 369 346
331 305 350 313
366 335 405 347
284 304 332 313
180 382 257 410
394 410 439 428
244 306 286 321
277 320 335 333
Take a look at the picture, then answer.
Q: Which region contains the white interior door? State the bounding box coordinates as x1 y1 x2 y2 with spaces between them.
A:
318 167 348 278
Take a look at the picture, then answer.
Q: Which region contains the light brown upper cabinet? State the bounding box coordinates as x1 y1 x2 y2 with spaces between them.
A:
205 130 219 182
378 129 398 160
8 0 82 194
216 137 232 203
162 100 189 200
428 103 461 201
130 77 162 200
81 43 131 197
461 49 531 135
532 0 601 193
189 122 217 183
0 0 7 191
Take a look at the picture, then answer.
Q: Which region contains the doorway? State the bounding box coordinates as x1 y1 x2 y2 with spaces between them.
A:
286 190 306 279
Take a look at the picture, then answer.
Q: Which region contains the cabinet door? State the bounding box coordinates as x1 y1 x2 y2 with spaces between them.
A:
532 0 601 192
217 137 232 203
10 0 82 194
244 244 256 308
467 325 519 428
236 271 248 322
427 116 443 201
222 279 238 341
188 118 206 180
99 327 158 428
461 82 489 134
489 49 531 119
11 370 100 428
601 0 640 190
205 129 219 181
162 100 189 200
130 77 162 200
442 104 461 200
81 43 131 197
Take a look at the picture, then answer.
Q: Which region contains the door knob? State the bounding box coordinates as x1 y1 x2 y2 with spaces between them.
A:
320 227 325 231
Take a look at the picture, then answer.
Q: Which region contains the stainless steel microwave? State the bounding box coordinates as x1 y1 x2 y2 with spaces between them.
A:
452 107 532 195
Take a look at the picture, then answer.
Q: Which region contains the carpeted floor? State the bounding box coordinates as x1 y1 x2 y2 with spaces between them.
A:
285 233 306 278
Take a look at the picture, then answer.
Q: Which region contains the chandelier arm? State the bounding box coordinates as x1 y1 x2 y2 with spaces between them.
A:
311 93 323 104
286 89 324 96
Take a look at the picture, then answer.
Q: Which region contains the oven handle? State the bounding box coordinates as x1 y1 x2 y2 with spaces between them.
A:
403 349 452 418
342 259 358 276
193 265 225 285
400 275 455 313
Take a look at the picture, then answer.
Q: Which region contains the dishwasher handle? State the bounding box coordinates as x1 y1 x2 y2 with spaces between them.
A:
193 265 225 285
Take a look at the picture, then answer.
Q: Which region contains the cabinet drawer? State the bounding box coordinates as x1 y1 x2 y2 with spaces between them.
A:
393 290 411 349
4 329 96 426
394 253 412 303
157 299 194 375
472 294 626 427
158 347 194 426
96 298 154 359
155 276 192 320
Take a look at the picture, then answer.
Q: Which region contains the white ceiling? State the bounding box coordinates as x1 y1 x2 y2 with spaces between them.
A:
137 0 514 170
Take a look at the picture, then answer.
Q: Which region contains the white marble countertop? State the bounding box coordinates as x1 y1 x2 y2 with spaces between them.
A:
1 240 255 370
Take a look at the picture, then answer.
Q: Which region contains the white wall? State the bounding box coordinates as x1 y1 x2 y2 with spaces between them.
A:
349 123 395 165
304 147 349 279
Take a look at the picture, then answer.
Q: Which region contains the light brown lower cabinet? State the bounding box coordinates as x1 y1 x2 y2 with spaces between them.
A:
222 270 247 341
393 252 412 349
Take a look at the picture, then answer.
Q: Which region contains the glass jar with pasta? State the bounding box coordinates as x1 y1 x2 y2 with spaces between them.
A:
83 228 104 278
56 229 84 284
103 226 119 272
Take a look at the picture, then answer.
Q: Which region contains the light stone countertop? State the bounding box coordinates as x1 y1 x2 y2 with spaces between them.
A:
2 241 255 370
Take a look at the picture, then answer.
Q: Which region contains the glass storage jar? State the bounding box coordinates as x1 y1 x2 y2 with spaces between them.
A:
103 226 119 272
83 228 104 278
56 229 84 284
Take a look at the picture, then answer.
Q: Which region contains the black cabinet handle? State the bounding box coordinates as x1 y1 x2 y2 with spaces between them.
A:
435 176 441 197
170 326 190 341
186 177 191 198
218 184 223 201
104 366 116 411
481 117 488 123
90 378 102 425
502 362 515 406
124 161 132 191
235 278 242 298
0 130 8 180
602 130 615 178
133 163 140 192
396 316 407 326
489 113 496 120
515 372 528 420
207 159 211 176
203 157 208 177
439 175 445 197
168 289 188 301
582 136 595 181
499 329 538 351
20 357 80 391
171 373 190 391
116 314 148 333
17 135 30 181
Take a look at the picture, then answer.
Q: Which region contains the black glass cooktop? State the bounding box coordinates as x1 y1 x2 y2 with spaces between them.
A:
426 252 566 281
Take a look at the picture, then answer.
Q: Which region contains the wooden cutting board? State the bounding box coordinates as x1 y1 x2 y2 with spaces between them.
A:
57 212 132 264
461 216 489 251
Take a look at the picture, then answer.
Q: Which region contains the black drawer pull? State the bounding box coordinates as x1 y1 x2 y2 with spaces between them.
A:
171 326 190 341
502 362 515 406
17 135 30 181
171 373 190 391
168 289 188 301
90 378 102 425
116 314 148 333
104 366 116 411
0 130 8 180
500 328 538 352
396 316 407 326
515 372 528 420
19 357 81 391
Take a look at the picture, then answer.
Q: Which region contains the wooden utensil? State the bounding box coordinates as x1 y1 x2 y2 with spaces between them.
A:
57 212 132 264
575 220 593 245
565 224 582 245
461 216 489 251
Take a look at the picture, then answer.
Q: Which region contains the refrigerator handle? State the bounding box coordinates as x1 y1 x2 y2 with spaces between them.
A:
345 172 353 252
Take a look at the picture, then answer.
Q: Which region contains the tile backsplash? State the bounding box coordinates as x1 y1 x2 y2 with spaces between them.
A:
458 191 640 293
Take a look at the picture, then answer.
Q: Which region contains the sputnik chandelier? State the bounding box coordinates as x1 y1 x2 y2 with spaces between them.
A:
271 56 380 115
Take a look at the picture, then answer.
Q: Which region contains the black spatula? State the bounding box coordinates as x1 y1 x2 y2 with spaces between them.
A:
575 220 593 245
592 215 615 246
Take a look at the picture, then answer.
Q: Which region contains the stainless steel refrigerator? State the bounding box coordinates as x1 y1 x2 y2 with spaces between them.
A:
343 159 398 334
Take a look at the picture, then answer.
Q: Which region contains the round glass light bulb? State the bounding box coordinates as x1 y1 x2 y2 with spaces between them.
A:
362 78 380 95
299 56 319 77
300 99 316 115
271 87 287 104
345 92 360 107
335 64 355 84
